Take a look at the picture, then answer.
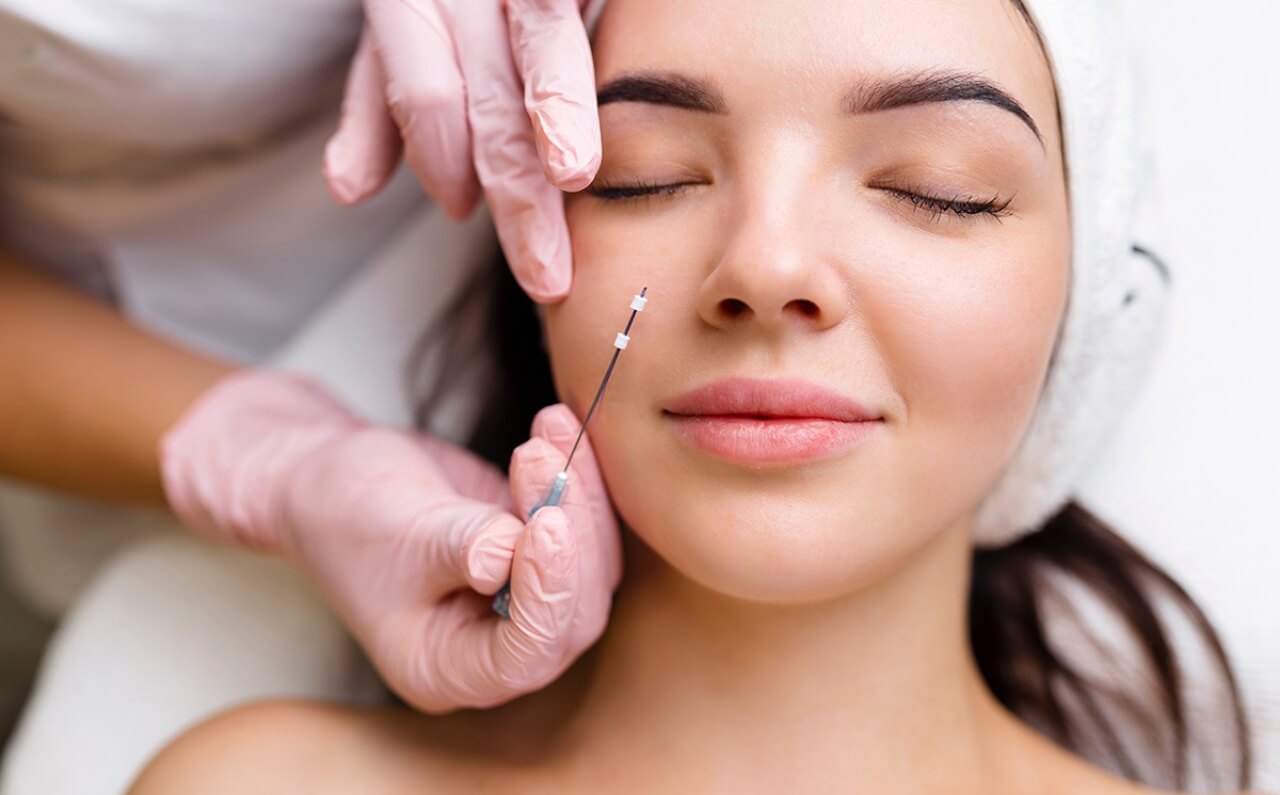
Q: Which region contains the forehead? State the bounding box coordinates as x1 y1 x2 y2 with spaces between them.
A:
593 0 1058 133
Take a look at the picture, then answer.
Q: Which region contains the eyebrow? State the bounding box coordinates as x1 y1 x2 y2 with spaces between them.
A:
844 70 1043 146
597 70 1043 147
597 73 727 114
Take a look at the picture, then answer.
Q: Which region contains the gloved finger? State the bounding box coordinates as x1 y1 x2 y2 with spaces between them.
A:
505 0 602 191
455 2 572 302
426 506 580 709
512 413 619 596
413 434 515 512
529 404 620 589
324 27 403 205
509 431 614 652
367 0 481 219
509 436 572 518
493 506 581 688
417 495 526 596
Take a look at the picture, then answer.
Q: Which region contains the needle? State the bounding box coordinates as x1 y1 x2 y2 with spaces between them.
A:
492 287 648 619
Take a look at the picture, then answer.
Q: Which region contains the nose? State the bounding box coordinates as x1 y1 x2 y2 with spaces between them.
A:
695 208 851 333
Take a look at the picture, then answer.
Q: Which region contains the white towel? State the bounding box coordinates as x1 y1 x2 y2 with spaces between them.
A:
971 0 1170 545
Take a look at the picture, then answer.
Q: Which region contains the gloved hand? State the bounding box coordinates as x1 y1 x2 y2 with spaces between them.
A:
322 0 602 303
160 369 620 712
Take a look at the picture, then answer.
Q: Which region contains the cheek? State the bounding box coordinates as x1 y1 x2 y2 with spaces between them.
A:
868 231 1070 517
545 203 634 414
549 197 716 415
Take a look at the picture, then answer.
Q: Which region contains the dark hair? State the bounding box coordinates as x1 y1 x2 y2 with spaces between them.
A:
414 253 1252 790
973 506 1251 789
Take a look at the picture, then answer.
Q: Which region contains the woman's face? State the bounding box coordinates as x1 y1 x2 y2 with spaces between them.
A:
546 0 1069 603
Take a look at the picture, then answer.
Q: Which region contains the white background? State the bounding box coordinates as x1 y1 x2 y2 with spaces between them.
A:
1081 0 1280 785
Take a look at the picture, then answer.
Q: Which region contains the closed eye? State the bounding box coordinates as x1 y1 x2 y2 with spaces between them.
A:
881 187 1014 221
588 179 1014 225
587 179 700 202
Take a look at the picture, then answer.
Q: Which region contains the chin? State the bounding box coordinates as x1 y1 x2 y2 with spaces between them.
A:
593 414 974 605
616 478 936 605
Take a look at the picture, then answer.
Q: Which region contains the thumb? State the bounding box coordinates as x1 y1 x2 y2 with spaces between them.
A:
419 494 526 596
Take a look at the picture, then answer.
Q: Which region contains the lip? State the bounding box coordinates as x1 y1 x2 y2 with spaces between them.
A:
663 377 883 466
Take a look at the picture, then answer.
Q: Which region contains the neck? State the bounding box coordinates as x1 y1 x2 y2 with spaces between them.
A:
555 519 1033 793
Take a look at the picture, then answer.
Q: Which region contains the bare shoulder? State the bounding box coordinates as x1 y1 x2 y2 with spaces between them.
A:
127 661 596 795
128 700 438 795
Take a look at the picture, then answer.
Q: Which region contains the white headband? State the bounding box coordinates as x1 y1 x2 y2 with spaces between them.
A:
582 0 1168 546
971 0 1167 545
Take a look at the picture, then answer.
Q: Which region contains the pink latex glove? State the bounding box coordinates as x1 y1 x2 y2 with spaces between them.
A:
322 0 602 303
160 369 620 712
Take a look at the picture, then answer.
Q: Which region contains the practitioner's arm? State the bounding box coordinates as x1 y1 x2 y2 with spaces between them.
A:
0 244 232 503
0 247 618 713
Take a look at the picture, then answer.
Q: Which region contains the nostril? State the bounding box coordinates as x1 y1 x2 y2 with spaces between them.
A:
788 299 819 318
720 298 749 318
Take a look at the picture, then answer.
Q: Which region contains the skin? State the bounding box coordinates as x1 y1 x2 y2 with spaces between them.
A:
0 248 232 503
129 0 1230 792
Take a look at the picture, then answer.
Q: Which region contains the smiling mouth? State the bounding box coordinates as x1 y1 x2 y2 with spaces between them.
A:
663 377 883 466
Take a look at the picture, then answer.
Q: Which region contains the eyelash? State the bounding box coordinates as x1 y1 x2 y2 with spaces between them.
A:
883 187 1014 221
588 180 1013 222
587 180 696 202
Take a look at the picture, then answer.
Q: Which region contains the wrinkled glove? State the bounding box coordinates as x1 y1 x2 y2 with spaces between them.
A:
323 0 601 303
160 369 620 712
